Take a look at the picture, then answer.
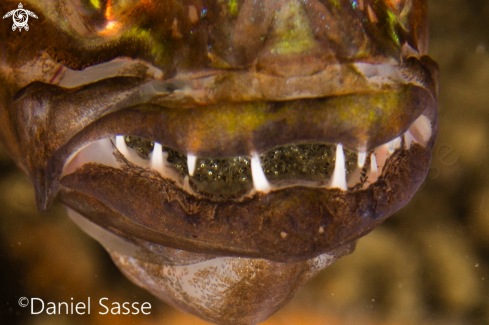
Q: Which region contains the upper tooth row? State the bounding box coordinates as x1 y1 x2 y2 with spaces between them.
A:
113 115 431 194
115 136 390 194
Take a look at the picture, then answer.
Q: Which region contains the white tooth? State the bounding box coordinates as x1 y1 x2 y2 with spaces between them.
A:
404 130 415 149
370 153 378 173
368 153 380 183
374 143 391 171
363 153 380 188
115 135 150 167
116 135 131 157
187 154 197 176
371 137 402 174
251 152 271 193
151 142 167 176
388 137 402 154
330 144 347 190
358 151 366 168
409 115 432 146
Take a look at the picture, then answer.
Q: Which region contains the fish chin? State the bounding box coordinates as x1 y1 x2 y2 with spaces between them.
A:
67 207 353 325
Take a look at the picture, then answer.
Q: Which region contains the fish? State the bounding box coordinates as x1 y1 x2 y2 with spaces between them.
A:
0 0 438 324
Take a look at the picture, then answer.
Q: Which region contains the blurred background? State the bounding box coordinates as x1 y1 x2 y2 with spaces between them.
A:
1 0 489 324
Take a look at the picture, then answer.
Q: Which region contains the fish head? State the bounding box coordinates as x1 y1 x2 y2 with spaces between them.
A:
0 0 437 323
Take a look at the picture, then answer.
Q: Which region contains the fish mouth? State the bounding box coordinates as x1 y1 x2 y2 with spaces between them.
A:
9 57 438 263
56 117 434 263
63 114 431 197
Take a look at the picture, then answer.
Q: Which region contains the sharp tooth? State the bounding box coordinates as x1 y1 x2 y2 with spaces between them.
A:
251 152 271 193
409 115 432 146
404 131 415 149
368 153 380 183
374 143 391 171
115 135 150 167
187 154 197 176
370 153 378 173
151 142 167 176
330 144 347 190
358 151 366 168
115 135 131 157
372 137 401 173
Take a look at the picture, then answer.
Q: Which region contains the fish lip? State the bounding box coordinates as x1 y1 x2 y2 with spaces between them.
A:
5 57 438 261
9 57 437 211
54 108 438 262
58 142 433 263
37 85 434 208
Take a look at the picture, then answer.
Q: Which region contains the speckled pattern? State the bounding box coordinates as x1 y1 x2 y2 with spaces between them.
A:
110 249 345 325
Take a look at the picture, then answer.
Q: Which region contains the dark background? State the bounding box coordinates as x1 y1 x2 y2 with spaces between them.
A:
1 0 489 324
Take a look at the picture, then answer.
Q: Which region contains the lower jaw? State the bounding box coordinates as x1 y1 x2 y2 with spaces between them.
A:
58 127 433 324
59 141 431 263
66 207 355 325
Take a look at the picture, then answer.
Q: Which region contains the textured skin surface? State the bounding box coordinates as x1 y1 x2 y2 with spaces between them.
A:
110 248 349 325
0 0 438 324
59 143 431 262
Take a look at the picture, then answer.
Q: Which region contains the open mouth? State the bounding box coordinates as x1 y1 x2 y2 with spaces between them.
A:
51 96 435 264
62 113 432 200
6 56 438 263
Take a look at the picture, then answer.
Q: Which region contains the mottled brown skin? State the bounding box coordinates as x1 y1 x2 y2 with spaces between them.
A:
0 0 428 71
0 0 438 324
110 244 355 325
59 143 431 262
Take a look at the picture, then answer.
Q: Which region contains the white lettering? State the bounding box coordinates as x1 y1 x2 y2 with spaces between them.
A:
131 302 140 315
95 298 152 315
111 302 121 315
46 302 56 315
76 302 86 314
141 302 151 315
58 302 68 314
122 302 130 315
99 298 109 315
31 298 44 315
